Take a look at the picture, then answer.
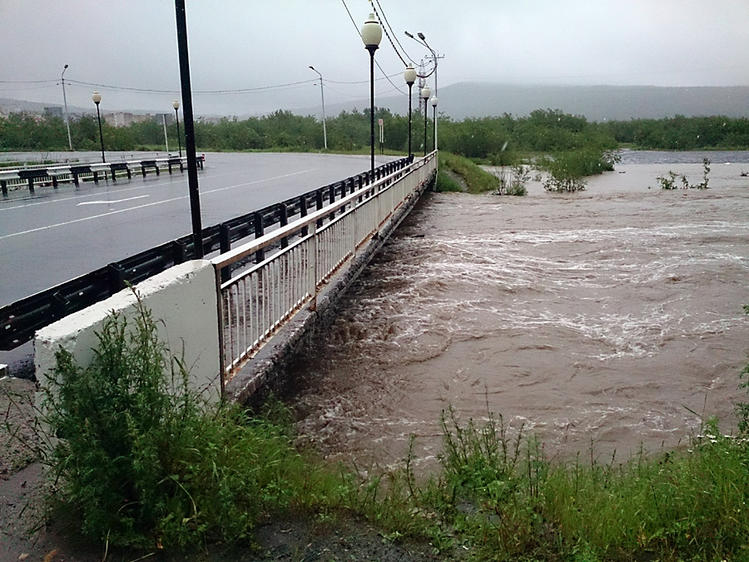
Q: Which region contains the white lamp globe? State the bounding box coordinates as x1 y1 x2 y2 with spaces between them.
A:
361 13 382 48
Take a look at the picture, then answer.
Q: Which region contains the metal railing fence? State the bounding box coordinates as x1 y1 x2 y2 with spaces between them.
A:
212 152 436 385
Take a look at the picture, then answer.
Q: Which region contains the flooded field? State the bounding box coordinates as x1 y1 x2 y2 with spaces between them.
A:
290 154 749 469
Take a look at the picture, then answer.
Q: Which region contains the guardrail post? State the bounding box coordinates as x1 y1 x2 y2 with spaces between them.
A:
315 189 324 228
52 176 58 188
253 212 265 264
107 263 126 293
279 203 288 249
328 184 336 222
126 167 132 180
172 240 187 264
168 161 173 174
155 164 160 176
299 194 309 237
1 181 7 196
93 171 99 184
141 164 147 178
27 178 34 193
219 224 231 283
51 291 69 321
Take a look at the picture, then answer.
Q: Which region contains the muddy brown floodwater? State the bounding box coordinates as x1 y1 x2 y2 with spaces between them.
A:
291 157 749 471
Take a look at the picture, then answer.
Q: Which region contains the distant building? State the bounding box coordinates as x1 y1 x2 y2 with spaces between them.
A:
44 106 63 119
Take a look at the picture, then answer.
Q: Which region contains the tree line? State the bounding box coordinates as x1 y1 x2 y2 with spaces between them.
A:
2 108 748 158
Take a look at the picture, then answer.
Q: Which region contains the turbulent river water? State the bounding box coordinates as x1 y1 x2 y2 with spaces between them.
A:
290 151 749 470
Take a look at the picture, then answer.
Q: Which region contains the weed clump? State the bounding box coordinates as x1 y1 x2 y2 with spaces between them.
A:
40 301 343 549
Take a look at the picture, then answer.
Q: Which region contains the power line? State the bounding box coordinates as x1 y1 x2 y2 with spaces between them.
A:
369 0 407 66
66 78 319 95
0 79 58 84
371 0 417 66
0 84 59 93
326 71 402 85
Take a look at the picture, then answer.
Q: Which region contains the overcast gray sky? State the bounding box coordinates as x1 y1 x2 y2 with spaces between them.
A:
1 0 748 116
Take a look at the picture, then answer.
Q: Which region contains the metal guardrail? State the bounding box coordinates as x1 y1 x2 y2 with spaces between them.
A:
0 155 204 195
212 152 436 384
0 156 413 351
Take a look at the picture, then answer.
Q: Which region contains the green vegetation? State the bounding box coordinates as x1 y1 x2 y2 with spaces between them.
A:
435 169 463 192
5 108 749 157
657 158 712 190
438 151 498 193
36 302 749 559
604 115 749 150
536 148 619 193
494 164 529 196
41 300 347 549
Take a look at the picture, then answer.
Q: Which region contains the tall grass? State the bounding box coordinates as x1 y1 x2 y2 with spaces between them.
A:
40 299 348 549
438 151 498 193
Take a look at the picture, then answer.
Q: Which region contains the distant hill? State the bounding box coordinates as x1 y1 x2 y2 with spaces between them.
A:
301 83 749 122
6 83 749 123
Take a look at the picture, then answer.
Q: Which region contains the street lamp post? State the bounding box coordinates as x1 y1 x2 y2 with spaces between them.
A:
404 65 416 159
421 86 431 156
308 66 328 150
92 91 105 163
61 64 73 151
173 100 182 157
361 13 382 180
430 96 439 150
174 0 204 258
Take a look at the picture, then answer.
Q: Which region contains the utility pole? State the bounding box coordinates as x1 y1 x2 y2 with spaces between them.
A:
308 66 328 150
61 64 73 151
162 114 169 154
425 50 444 151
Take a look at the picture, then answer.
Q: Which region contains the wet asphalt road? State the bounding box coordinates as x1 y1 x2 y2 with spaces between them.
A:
0 150 393 373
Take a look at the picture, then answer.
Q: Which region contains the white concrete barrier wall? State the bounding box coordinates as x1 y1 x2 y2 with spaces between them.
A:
35 260 221 400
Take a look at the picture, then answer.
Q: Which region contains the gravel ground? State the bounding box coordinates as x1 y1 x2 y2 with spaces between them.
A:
0 377 443 562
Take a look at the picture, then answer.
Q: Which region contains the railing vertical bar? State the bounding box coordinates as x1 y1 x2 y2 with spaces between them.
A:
241 277 247 361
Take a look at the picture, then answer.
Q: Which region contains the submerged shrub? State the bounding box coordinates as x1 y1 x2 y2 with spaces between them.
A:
494 164 529 196
657 158 711 190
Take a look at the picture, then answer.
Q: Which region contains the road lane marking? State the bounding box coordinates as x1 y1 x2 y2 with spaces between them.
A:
0 168 306 212
0 168 315 241
77 195 150 206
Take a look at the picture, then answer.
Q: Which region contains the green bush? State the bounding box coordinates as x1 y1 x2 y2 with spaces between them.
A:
41 299 345 549
439 151 498 193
